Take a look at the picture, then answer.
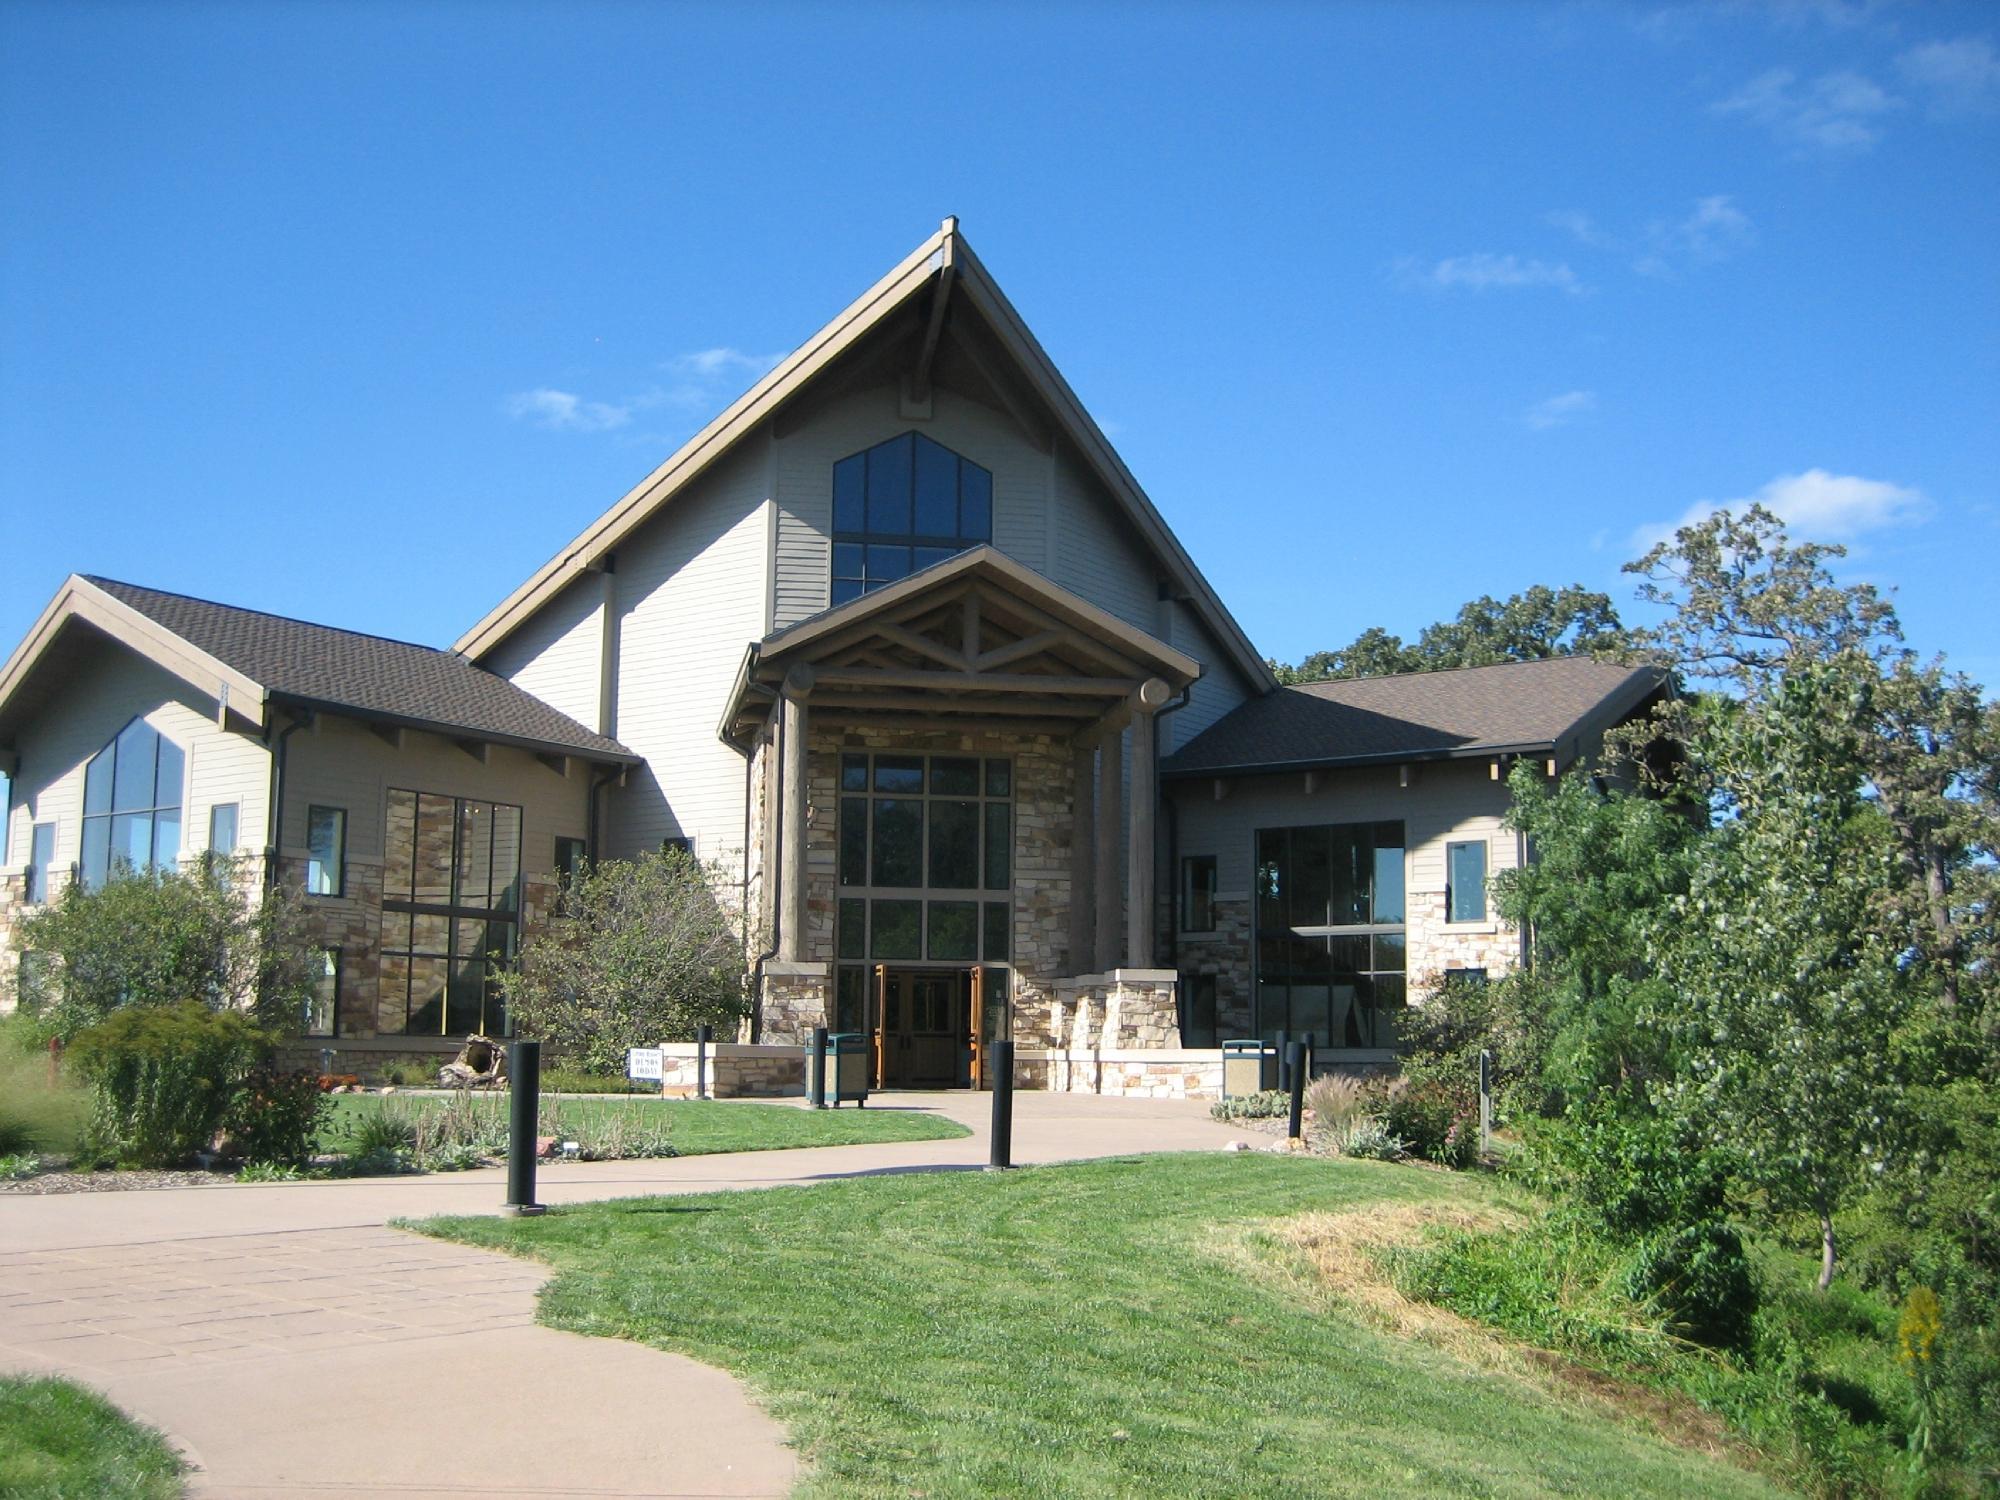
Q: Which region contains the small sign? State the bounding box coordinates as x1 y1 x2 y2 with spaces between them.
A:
625 1047 664 1081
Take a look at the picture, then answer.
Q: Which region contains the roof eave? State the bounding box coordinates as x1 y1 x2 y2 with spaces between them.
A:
268 692 640 767
1161 738 1561 782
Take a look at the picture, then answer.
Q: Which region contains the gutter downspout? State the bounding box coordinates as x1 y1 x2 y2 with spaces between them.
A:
263 711 309 891
1153 684 1194 1023
585 764 622 865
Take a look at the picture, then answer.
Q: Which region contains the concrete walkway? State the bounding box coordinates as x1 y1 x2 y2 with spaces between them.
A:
0 1091 1261 1497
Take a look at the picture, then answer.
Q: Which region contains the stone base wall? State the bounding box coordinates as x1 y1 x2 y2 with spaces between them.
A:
1052 969 1181 1053
1170 897 1254 1037
0 866 29 1012
1018 1047 1224 1100
1405 891 1522 994
277 1035 463 1083
658 1042 807 1098
758 962 830 1044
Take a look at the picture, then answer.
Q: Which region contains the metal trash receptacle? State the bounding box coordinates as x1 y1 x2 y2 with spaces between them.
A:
824 1032 870 1107
1221 1039 1278 1099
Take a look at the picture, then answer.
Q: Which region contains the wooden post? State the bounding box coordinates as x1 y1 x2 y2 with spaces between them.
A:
1071 742 1096 972
778 665 814 962
1094 728 1121 972
1125 679 1169 969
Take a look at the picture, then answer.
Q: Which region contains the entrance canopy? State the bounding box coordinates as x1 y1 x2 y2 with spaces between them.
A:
721 546 1200 746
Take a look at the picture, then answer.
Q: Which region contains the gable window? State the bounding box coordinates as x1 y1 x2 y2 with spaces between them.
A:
830 432 993 605
1180 854 1217 933
380 790 523 1036
305 807 346 896
1253 822 1406 1050
81 718 185 889
26 823 56 904
1446 840 1488 923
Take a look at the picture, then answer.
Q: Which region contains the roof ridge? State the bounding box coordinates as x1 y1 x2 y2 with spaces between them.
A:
86 576 465 662
1289 654 1633 691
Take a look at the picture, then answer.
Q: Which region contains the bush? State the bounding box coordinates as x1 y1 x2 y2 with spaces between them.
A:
222 1068 328 1167
502 848 747 1075
0 1152 41 1180
1515 1099 1729 1239
1210 1089 1290 1122
8 862 319 1042
1624 1219 1759 1353
1337 1119 1408 1161
1304 1074 1366 1135
1364 1076 1477 1168
66 1003 272 1167
0 1015 90 1158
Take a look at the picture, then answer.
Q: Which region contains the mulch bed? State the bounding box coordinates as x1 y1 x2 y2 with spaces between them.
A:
0 1164 241 1194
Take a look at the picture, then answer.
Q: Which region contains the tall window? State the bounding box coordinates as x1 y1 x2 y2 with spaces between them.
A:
830 432 993 605
81 718 184 889
1180 854 1217 933
26 823 56 904
379 790 522 1036
305 807 345 896
1254 822 1406 1050
208 803 239 856
1446 840 1488 922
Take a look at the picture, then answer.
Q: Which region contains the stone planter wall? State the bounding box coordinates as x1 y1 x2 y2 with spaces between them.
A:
657 1042 807 1098
1018 1047 1225 1100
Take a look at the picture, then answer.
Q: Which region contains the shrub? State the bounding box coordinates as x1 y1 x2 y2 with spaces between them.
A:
236 1161 301 1183
542 1101 675 1161
0 1116 32 1157
1210 1089 1291 1122
1304 1074 1366 1137
8 862 319 1042
1337 1119 1408 1161
1364 1076 1477 1168
1515 1099 1729 1239
1623 1219 1759 1353
501 848 748 1075
0 1152 41 1180
222 1067 328 1167
348 1107 418 1157
66 1003 272 1167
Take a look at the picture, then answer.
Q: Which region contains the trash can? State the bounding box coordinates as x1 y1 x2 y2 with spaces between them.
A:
824 1032 871 1108
1222 1039 1278 1099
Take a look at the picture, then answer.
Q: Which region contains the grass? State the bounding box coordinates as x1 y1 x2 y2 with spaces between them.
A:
417 1153 1776 1498
0 1020 91 1159
0 1375 185 1499
320 1094 968 1157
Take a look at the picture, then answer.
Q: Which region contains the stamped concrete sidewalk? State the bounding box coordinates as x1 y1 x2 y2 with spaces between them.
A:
0 1091 1260 1497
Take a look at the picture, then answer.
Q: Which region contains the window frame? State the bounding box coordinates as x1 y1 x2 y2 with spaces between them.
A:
1179 853 1218 934
79 717 185 889
378 789 523 1037
1445 839 1489 924
304 806 346 897
1251 820 1408 1052
829 432 995 605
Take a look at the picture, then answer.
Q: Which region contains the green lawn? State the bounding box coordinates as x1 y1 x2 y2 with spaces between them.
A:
417 1154 1776 1498
0 1375 185 1499
320 1094 968 1156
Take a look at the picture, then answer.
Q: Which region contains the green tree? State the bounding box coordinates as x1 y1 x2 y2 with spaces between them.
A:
9 860 319 1043
1274 584 1624 683
501 847 748 1075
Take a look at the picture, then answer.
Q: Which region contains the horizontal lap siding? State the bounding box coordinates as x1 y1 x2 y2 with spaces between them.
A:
482 575 603 732
1049 440 1159 634
3 641 268 875
1170 760 1520 903
602 437 770 870
1163 600 1253 754
772 385 1051 629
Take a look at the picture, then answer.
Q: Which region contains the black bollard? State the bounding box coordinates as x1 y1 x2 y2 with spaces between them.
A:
504 1039 545 1217
1275 1028 1291 1092
810 1025 828 1109
695 1024 713 1100
987 1039 1015 1171
1285 1040 1306 1143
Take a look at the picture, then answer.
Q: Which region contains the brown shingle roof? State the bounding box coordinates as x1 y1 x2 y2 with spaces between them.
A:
1163 657 1664 777
87 578 635 762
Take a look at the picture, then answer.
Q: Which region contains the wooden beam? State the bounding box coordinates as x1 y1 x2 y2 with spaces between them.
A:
813 667 1136 697
1094 731 1122 972
910 261 956 404
806 691 1102 718
778 684 810 963
961 590 980 660
972 630 1062 672
537 753 571 778
952 323 1050 451
369 722 404 750
874 621 968 671
455 738 489 764
810 713 1082 737
1071 742 1096 971
1128 703 1158 968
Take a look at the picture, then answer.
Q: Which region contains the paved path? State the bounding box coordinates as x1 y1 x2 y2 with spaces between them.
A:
0 1091 1260 1496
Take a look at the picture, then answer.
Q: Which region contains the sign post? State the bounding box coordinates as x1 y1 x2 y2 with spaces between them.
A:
695 1024 713 1100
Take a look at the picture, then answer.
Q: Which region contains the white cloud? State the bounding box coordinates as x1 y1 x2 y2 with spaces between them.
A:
1400 253 1585 294
504 387 631 432
1555 195 1756 278
1630 468 1929 554
1897 36 2000 114
1526 390 1597 430
1713 67 1900 151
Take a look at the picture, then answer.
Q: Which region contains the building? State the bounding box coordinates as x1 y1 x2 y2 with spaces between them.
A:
0 220 1663 1094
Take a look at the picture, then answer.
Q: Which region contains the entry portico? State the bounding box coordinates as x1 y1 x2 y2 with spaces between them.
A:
722 546 1197 1079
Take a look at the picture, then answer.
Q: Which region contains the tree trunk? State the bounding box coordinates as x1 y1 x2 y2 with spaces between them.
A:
1818 1207 1838 1293
1922 846 1961 1011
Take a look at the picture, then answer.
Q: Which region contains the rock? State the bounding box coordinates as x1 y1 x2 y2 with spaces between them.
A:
1223 1140 1250 1153
380 1086 397 1095
535 1136 559 1159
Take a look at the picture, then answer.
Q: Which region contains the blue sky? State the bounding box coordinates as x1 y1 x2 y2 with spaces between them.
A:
3 0 1995 698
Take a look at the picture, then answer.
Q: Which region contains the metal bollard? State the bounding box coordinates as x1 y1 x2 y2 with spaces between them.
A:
695 1024 713 1100
810 1025 828 1109
1275 1029 1291 1092
987 1039 1015 1171
1285 1041 1306 1143
504 1040 546 1217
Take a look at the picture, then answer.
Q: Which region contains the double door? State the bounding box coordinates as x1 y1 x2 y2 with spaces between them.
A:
872 966 1001 1088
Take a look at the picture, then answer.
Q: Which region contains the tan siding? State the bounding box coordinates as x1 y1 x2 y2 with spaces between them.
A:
2 639 268 884
1049 438 1160 633
600 436 770 868
482 574 603 731
771 385 1052 630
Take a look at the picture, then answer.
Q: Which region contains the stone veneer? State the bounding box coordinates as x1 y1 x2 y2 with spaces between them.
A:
1017 1048 1224 1100
1403 890 1522 993
759 961 830 1044
1169 896 1254 1038
657 1042 806 1098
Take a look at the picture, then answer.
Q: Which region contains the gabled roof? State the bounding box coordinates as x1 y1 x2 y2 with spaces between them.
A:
721 546 1201 744
1161 656 1667 778
453 218 1275 694
0 575 636 764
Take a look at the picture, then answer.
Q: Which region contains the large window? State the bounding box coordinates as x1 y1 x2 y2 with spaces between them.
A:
379 790 523 1037
80 718 184 889
1254 822 1406 1050
830 432 993 605
305 807 345 896
26 823 56 904
833 753 1011 1029
1447 840 1488 922
1180 854 1217 933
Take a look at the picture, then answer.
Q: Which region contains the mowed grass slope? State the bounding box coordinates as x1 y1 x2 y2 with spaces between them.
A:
320 1095 968 1156
419 1154 1775 1498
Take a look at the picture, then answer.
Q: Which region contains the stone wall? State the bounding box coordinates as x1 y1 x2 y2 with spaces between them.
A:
1018 1047 1224 1100
657 1042 807 1098
1404 890 1522 994
0 865 29 1011
759 961 830 1044
1052 968 1181 1052
1170 896 1254 1038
